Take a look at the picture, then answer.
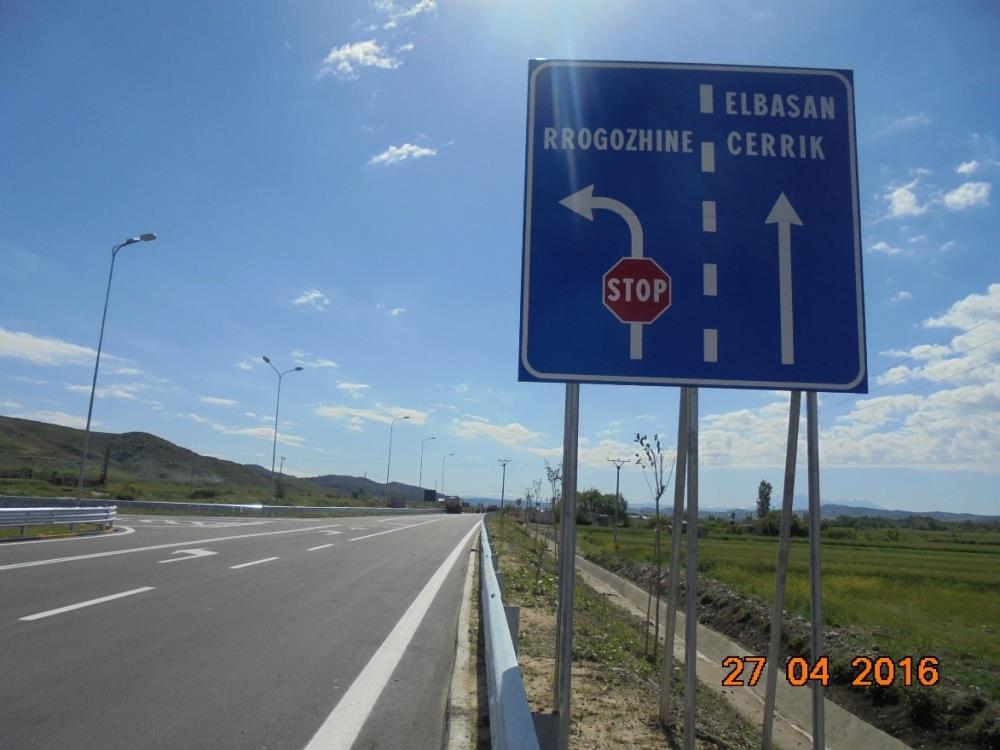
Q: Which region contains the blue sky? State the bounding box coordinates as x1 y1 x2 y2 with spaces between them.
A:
1 1 998 515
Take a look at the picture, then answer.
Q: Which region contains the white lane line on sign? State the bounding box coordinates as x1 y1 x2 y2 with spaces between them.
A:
701 142 715 173
308 544 335 551
703 264 718 297
20 587 155 622
704 328 719 363
304 522 481 750
348 518 439 542
0 523 345 572
158 548 217 564
702 200 717 232
699 84 713 114
230 557 279 570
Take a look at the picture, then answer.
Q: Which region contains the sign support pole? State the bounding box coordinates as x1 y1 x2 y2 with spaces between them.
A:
806 391 825 749
555 382 580 750
762 390 802 748
683 386 699 750
659 386 689 724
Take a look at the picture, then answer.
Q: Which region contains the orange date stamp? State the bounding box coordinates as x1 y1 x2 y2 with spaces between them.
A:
721 655 941 688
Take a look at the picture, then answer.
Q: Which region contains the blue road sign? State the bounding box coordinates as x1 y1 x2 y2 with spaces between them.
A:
519 60 867 392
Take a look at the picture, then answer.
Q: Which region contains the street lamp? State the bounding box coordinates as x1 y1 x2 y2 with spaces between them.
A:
385 415 411 486
262 355 303 501
608 457 631 548
418 436 436 488
440 452 455 497
498 459 511 513
76 233 157 501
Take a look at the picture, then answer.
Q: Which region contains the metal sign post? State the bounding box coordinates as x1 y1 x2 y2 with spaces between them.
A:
806 391 824 749
659 386 689 723
683 387 700 750
555 383 580 750
762 390 802 748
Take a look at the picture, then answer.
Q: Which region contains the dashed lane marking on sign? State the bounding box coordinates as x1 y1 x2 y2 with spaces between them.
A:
700 141 716 172
19 587 155 622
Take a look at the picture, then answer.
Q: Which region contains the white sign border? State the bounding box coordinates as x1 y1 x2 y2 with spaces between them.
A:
520 60 867 391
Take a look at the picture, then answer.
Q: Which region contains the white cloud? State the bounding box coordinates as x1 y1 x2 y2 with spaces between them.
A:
178 412 208 424
940 240 958 252
890 291 912 304
389 307 406 316
66 382 145 400
907 234 927 244
943 181 991 210
114 367 142 376
869 240 902 255
210 422 304 446
876 112 931 136
377 0 436 28
316 404 428 429
291 350 338 369
337 382 370 399
924 282 1000 332
456 419 542 448
200 396 237 407
956 160 979 175
318 40 405 80
292 289 330 310
11 410 92 429
368 143 437 166
882 179 928 218
236 359 256 371
0 328 100 366
1 400 21 409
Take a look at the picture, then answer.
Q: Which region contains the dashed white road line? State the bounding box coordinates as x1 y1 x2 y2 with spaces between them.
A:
0 522 345 572
0 524 135 545
303 522 480 750
229 557 279 570
19 587 155 622
349 518 439 542
307 544 335 551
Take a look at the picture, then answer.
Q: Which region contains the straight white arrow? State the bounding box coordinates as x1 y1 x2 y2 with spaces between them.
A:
157 548 217 564
765 193 803 365
560 184 646 358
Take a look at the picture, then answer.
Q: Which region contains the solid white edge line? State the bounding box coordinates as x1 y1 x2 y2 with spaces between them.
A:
20 587 155 621
229 557 279 569
2 524 136 545
348 518 439 542
308 544 335 551
304 521 481 750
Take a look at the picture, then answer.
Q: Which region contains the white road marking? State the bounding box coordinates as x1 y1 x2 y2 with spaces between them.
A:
157 548 217 564
323 531 342 536
19 587 155 621
230 557 279 569
304 522 480 750
0 523 345 572
349 518 439 542
308 544 335 551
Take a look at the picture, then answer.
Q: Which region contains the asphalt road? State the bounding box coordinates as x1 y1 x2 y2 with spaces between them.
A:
0 512 482 750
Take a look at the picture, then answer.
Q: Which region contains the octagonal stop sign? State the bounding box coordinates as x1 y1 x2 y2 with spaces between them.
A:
603 257 672 324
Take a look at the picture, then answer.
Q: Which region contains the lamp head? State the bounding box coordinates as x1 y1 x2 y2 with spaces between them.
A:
262 355 271 364
139 233 157 242
294 366 303 371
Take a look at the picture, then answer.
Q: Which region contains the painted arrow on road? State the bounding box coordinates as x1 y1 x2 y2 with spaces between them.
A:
765 193 803 366
157 548 217 564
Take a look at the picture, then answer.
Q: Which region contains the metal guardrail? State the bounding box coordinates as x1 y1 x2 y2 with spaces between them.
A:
0 505 116 530
480 524 541 750
0 496 442 516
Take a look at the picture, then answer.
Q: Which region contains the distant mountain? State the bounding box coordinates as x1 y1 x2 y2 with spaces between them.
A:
304 474 430 503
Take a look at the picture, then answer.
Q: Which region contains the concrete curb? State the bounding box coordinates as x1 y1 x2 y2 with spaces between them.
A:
446 537 480 749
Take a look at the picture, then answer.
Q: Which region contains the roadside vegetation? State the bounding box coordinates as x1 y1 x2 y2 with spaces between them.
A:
486 514 761 749
574 518 1000 749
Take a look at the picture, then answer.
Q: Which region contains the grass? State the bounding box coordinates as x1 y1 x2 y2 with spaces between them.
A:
575 524 1000 701
0 523 107 541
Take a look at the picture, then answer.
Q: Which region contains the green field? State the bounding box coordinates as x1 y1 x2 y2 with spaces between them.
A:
575 525 1000 701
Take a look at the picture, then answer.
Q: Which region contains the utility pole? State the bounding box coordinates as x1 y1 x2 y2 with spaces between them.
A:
498 459 511 513
278 456 286 499
608 457 629 549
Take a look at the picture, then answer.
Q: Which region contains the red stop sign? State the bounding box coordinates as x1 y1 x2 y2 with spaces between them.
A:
603 257 672 324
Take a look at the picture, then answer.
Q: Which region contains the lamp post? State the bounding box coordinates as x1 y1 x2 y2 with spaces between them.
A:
419 436 436 488
608 457 630 549
440 452 455 497
75 233 157 501
262 356 303 501
385 415 411 487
